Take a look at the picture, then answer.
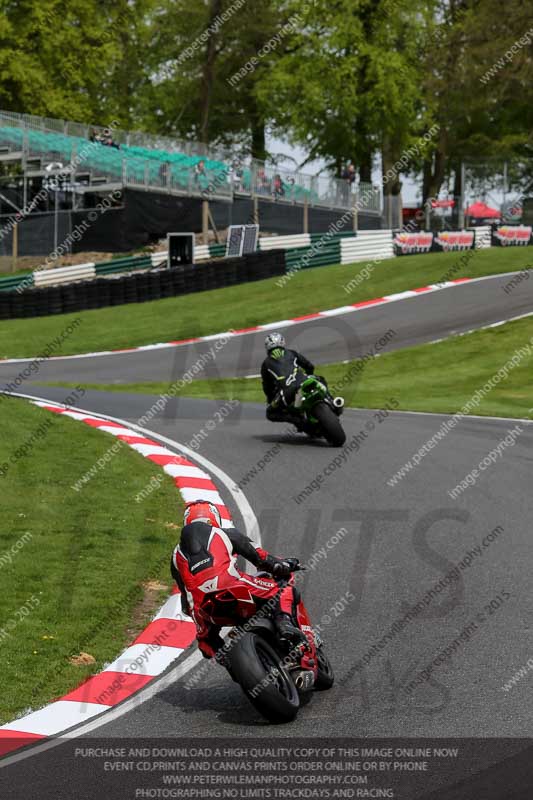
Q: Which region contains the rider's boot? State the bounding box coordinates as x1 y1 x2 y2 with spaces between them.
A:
275 613 308 648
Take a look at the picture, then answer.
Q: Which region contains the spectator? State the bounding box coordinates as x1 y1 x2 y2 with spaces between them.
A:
159 160 171 185
89 127 119 148
194 159 207 185
273 173 285 198
342 162 356 186
89 128 106 145
102 128 120 149
256 167 270 195
231 164 244 192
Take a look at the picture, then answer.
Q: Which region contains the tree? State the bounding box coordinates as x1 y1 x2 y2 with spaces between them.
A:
0 1 111 121
416 0 533 208
140 0 285 157
255 0 429 225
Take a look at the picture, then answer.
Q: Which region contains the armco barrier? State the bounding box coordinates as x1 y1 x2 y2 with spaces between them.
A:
285 240 341 271
260 234 311 250
0 273 33 292
33 262 96 287
0 229 390 295
340 230 394 264
0 250 286 319
95 255 152 276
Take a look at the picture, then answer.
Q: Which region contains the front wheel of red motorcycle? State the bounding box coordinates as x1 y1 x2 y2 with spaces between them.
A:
229 633 300 723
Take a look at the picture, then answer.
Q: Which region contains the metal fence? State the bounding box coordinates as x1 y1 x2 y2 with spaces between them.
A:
0 109 382 214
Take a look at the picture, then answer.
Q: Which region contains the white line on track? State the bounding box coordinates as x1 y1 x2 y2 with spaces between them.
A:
341 406 533 425
0 390 260 768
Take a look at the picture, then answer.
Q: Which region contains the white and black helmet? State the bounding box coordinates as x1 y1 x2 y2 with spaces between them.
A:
264 332 286 353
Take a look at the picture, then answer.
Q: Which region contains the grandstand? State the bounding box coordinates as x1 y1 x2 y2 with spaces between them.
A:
0 111 382 258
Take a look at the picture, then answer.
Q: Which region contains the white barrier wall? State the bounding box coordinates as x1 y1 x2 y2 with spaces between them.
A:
193 244 211 261
55 225 495 291
151 252 167 267
33 262 96 287
341 230 394 264
259 234 311 250
469 226 492 249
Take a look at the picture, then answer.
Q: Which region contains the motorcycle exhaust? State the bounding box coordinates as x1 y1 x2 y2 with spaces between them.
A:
293 669 315 691
332 396 345 413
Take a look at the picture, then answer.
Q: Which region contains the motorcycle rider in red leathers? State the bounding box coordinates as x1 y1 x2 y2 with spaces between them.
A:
170 500 311 666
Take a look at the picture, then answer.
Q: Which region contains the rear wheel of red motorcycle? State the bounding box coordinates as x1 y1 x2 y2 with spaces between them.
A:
229 633 300 722
315 645 335 689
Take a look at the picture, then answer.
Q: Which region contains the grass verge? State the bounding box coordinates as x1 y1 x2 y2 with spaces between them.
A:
0 246 531 359
0 397 182 725
48 315 533 420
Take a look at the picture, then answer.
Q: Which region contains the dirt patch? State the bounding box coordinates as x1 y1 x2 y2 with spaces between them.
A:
69 652 96 667
123 579 170 642
0 252 119 275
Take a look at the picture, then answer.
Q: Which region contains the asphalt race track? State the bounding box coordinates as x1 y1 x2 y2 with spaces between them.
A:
1 272 533 388
1 270 533 796
3 388 532 739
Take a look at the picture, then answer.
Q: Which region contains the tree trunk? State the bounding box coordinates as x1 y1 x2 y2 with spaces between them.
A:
250 102 267 161
451 162 463 227
382 139 400 229
381 138 402 195
359 151 372 183
422 148 447 205
200 0 223 144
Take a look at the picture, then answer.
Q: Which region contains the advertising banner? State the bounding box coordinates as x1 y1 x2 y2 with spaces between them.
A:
492 225 532 246
394 232 434 255
434 231 475 252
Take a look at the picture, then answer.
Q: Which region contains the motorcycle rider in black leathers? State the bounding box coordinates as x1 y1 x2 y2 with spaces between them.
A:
261 332 322 430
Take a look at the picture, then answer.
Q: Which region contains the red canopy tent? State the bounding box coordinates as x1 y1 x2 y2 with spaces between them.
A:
465 201 500 218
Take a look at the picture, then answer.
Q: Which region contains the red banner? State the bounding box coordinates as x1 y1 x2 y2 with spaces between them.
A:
494 225 532 246
431 199 455 208
394 232 433 255
434 231 474 251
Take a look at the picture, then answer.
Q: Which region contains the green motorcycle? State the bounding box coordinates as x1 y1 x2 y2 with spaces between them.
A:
275 369 346 447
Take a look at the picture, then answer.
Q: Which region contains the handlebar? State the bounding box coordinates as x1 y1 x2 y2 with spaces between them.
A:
285 557 306 572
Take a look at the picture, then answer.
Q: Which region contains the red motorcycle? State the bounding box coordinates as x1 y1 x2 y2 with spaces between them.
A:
203 560 334 722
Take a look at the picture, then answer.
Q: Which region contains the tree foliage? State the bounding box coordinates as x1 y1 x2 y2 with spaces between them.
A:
0 0 530 195
0 0 154 124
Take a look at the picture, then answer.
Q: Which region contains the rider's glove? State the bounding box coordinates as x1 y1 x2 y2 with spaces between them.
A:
272 560 293 579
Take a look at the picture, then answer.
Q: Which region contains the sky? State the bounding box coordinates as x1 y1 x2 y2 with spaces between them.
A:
267 134 423 205
267 135 518 211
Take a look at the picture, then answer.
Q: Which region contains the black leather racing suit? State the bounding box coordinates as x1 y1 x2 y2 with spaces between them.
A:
261 349 315 426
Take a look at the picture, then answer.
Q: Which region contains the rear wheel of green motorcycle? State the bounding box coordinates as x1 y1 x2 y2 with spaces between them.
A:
228 633 300 722
314 402 346 446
